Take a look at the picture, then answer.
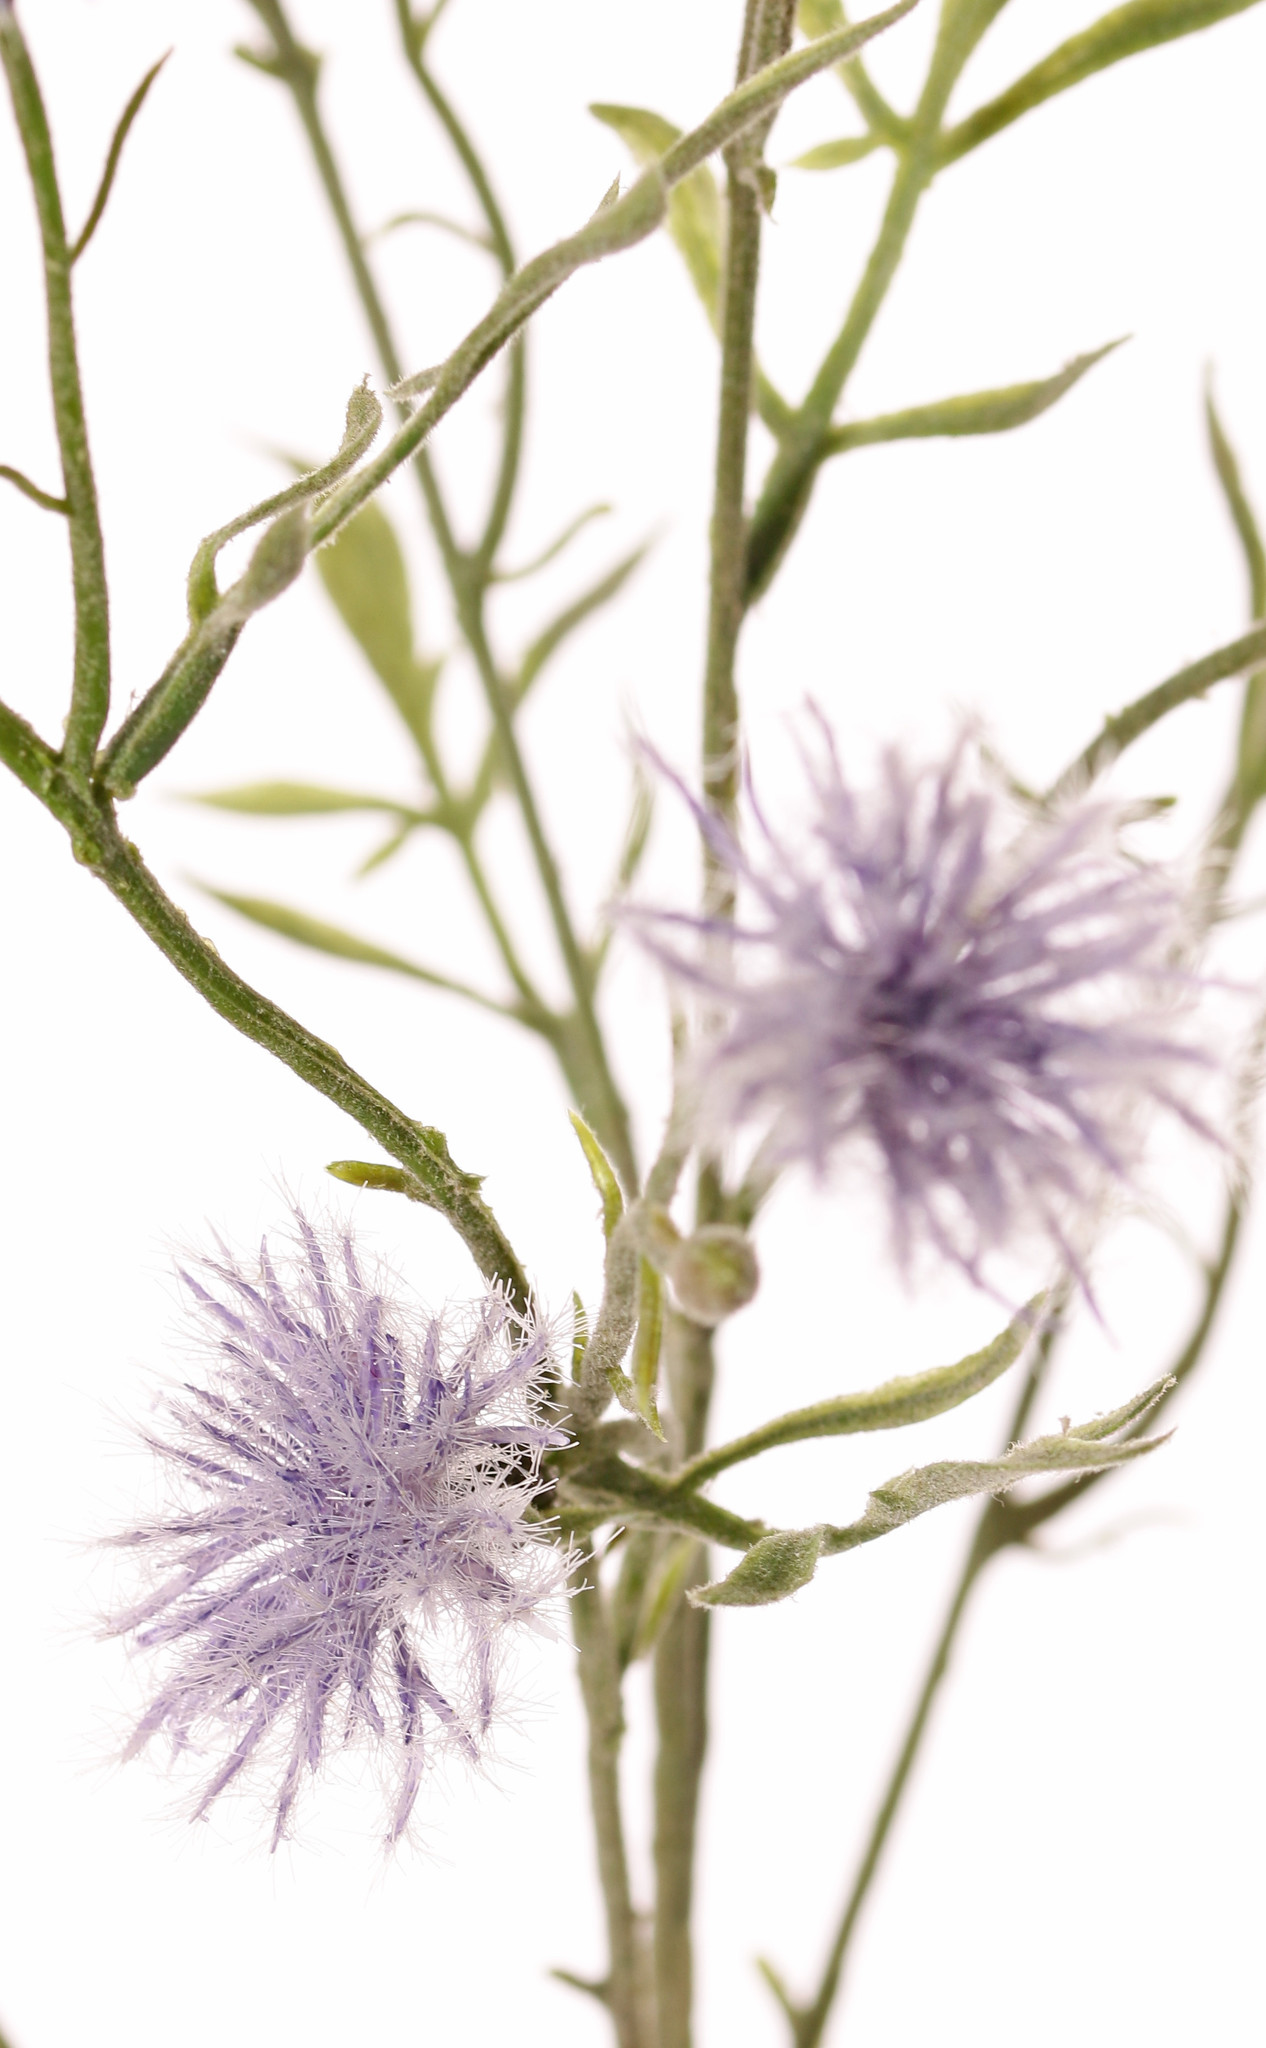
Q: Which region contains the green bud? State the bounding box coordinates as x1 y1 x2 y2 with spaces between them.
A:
667 1224 759 1325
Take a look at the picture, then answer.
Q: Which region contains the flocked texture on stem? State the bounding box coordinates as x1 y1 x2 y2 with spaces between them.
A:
629 722 1216 1293
107 1211 570 1847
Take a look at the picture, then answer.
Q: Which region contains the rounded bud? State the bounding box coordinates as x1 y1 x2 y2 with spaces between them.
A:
666 1225 759 1326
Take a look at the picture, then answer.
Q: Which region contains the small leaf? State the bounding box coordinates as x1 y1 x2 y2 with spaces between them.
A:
569 1111 625 1236
941 0 1264 166
824 1376 1174 1554
681 1296 1043 1485
826 343 1123 454
516 543 649 698
326 1160 425 1199
571 1291 589 1382
314 500 439 754
187 781 424 818
199 890 495 1014
691 1527 825 1609
591 102 722 328
629 1536 699 1656
790 133 879 169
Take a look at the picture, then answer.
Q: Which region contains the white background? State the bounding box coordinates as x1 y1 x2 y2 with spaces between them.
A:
1 2 1265 2044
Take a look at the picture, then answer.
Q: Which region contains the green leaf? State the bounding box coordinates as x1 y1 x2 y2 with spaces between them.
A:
314 499 439 755
825 342 1122 454
187 781 427 818
678 1297 1043 1487
686 1379 1173 1607
590 102 722 327
940 0 1265 166
517 542 649 697
199 889 511 1017
628 1535 699 1659
823 1377 1173 1556
69 50 172 264
790 133 880 169
569 1111 625 1236
692 1528 825 1609
1206 382 1266 622
326 1160 425 1199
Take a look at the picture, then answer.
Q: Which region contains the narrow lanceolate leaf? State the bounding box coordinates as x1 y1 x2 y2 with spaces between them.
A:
692 1528 825 1609
689 1377 1173 1607
326 1160 426 1200
187 781 428 819
824 344 1121 454
822 1377 1174 1555
569 1112 625 1236
628 1536 698 1659
791 133 880 169
678 1297 1043 1486
590 102 722 326
201 889 461 987
314 499 439 755
516 543 649 698
1205 384 1266 621
940 0 1265 166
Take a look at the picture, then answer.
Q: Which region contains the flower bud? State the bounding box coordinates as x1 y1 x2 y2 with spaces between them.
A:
667 1224 759 1326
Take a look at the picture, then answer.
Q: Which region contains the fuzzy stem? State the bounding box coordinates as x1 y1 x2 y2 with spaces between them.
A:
0 8 110 773
652 1314 717 2048
651 12 797 2037
0 705 528 1304
571 1574 654 2048
243 0 637 1188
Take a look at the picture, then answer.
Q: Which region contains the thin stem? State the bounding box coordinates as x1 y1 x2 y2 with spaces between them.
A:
774 1311 1066 2048
570 1574 653 2048
0 462 67 513
244 0 637 1187
393 6 523 568
653 12 797 2037
652 1315 716 2048
0 8 110 773
746 0 1007 599
0 705 528 1304
1047 623 1266 801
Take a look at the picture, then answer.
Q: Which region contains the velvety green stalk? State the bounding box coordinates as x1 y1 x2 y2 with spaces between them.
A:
571 1575 654 2048
653 9 798 2042
0 6 110 774
0 701 529 1303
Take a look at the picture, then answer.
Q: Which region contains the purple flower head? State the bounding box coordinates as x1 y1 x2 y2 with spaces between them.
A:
107 1212 570 1847
630 723 1213 1292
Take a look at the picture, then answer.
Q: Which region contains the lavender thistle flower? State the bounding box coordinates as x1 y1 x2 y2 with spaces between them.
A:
632 725 1211 1289
107 1213 569 1847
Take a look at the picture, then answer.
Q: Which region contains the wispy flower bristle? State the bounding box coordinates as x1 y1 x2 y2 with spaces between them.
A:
107 1212 570 1847
629 724 1215 1291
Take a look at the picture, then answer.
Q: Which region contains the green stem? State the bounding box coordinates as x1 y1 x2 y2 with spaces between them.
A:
0 8 110 773
746 0 1008 600
0 704 528 1304
570 1574 653 2048
393 6 523 569
245 0 636 1189
770 1313 1063 2048
779 1175 1243 2046
652 1315 717 2048
1048 623 1266 800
